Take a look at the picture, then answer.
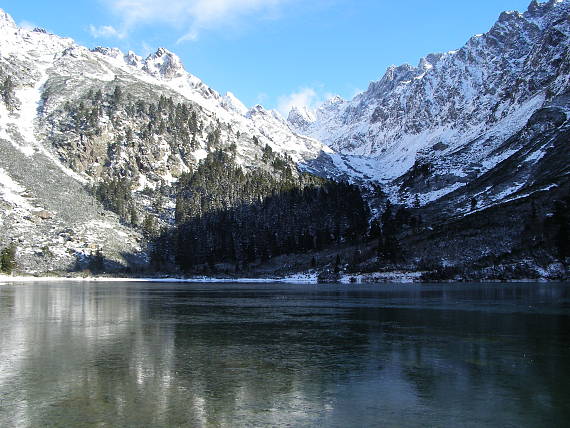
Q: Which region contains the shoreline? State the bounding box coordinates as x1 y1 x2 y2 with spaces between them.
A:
0 274 320 284
0 270 430 284
0 273 561 285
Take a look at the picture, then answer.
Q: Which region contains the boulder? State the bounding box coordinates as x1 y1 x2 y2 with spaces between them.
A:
34 210 53 220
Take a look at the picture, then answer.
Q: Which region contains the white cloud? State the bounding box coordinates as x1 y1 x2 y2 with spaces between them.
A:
140 41 154 57
88 24 127 39
94 0 295 42
277 87 320 117
18 20 36 30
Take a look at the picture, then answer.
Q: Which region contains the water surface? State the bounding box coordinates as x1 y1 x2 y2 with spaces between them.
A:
0 281 569 427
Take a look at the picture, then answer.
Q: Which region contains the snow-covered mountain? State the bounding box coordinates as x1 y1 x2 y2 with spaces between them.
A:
0 10 329 170
0 8 332 273
0 0 568 277
289 0 570 207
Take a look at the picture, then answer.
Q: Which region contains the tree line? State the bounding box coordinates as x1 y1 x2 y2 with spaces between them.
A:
165 150 370 271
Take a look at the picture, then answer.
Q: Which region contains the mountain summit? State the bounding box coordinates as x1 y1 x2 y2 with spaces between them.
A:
289 0 570 193
142 48 186 80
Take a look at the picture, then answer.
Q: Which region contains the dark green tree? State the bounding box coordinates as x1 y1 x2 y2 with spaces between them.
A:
88 249 105 273
1 76 15 108
112 85 123 106
0 244 17 274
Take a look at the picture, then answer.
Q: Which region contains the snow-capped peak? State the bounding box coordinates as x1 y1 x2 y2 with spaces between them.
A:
418 53 443 71
0 8 17 30
524 0 570 28
287 106 316 131
322 95 344 107
245 104 283 123
528 0 566 16
246 104 268 118
91 46 123 59
143 47 186 80
287 0 570 197
124 50 143 68
528 0 542 14
222 92 248 116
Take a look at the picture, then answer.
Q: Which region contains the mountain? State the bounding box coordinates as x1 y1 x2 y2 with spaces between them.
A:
286 0 570 279
0 1 568 279
290 0 570 204
0 9 336 274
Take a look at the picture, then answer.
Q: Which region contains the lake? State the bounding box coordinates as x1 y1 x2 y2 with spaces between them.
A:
0 281 569 427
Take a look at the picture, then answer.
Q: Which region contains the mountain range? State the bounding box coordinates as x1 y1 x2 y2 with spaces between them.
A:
0 0 568 280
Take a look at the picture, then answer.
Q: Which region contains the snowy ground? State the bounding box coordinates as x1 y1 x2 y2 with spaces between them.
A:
0 272 421 284
0 274 319 284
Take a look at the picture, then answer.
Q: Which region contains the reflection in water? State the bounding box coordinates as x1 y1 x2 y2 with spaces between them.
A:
0 282 569 427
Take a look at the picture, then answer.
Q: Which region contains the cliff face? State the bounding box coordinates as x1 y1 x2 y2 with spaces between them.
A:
290 0 570 206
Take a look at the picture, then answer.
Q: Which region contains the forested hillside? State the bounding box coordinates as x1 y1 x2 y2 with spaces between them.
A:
149 150 370 273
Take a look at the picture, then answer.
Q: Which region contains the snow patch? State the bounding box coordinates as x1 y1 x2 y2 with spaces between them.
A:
0 167 34 211
222 92 248 115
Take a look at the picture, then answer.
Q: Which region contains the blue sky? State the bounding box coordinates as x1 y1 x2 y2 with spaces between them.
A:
2 0 533 113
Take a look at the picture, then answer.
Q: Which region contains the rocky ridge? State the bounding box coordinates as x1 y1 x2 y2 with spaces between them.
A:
0 9 333 273
290 0 570 207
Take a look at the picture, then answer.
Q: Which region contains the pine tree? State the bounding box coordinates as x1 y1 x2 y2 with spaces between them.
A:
88 249 105 273
1 76 15 108
0 244 16 274
130 207 139 226
143 214 158 237
112 85 123 106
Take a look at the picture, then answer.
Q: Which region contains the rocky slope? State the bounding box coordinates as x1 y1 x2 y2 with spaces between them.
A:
290 0 570 208
288 0 570 279
0 9 332 274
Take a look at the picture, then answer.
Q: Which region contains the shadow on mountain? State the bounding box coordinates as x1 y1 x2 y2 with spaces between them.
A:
149 181 371 276
70 249 148 276
297 150 344 180
400 179 570 281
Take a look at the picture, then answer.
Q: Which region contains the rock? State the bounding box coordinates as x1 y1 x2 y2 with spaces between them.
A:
33 210 53 220
317 270 341 283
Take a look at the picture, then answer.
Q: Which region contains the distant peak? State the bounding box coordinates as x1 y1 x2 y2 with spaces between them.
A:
91 46 124 59
0 8 17 29
291 105 316 118
373 64 417 90
528 0 541 13
222 92 248 115
498 10 523 23
246 104 268 118
143 47 186 79
124 50 143 67
385 64 415 78
250 104 266 112
287 105 316 129
418 53 443 70
146 47 177 60
151 47 168 57
314 95 344 112
526 0 568 16
325 95 344 104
